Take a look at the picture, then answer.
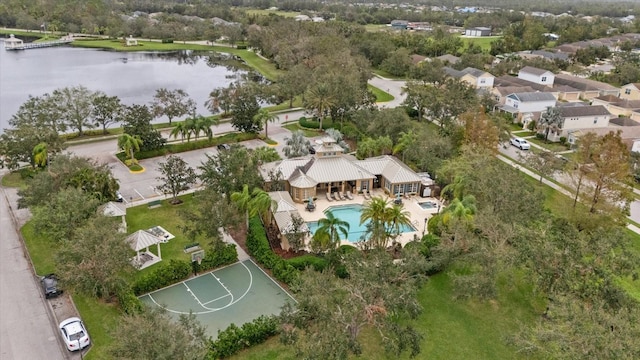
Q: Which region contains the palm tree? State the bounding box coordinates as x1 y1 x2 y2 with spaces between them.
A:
32 142 48 168
538 106 563 141
392 131 417 162
441 175 469 201
170 122 188 143
197 116 217 141
386 203 412 239
249 188 277 224
441 195 477 227
304 83 336 131
283 130 311 158
253 108 278 139
231 184 252 226
360 196 391 249
117 133 143 163
317 211 350 249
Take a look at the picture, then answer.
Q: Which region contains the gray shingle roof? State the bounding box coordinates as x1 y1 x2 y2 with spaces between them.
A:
508 92 557 102
559 105 611 118
494 75 555 92
554 73 619 92
519 66 553 76
356 155 421 184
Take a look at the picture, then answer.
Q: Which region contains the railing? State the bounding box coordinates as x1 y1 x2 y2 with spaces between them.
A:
5 38 73 51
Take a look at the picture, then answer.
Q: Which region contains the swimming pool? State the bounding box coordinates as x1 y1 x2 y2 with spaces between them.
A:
419 201 438 210
307 204 416 243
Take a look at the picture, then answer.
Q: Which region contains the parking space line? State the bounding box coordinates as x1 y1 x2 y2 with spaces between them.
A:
134 189 145 200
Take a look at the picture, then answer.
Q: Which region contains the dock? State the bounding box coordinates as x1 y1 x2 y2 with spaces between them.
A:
3 34 73 51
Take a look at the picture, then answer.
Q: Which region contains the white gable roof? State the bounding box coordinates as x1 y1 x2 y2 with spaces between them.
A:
126 230 161 251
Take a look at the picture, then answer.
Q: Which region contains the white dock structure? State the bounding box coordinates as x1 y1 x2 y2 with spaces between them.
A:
3 34 73 50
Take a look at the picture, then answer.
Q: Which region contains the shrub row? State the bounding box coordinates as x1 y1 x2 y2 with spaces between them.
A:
117 287 144 315
206 315 278 359
286 254 329 271
131 244 239 296
246 217 298 284
118 132 259 162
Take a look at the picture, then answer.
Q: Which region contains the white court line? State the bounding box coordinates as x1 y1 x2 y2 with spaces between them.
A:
202 293 231 305
247 259 297 303
134 189 145 200
210 273 234 304
183 282 209 309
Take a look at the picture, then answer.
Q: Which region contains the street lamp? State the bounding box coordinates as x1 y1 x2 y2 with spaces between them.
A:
422 217 428 237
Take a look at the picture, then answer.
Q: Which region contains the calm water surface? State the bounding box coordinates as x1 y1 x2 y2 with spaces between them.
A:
0 43 242 133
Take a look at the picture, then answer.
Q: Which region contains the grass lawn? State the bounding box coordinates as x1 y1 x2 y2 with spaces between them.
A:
0 29 49 38
364 24 390 32
527 137 570 152
368 84 394 102
75 294 121 360
283 123 321 138
1 172 27 188
243 8 301 18
459 35 502 51
372 68 406 80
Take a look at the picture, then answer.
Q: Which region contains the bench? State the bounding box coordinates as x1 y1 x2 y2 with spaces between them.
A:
148 200 162 209
184 243 201 253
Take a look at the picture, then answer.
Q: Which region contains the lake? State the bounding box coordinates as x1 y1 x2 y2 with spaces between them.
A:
0 43 244 133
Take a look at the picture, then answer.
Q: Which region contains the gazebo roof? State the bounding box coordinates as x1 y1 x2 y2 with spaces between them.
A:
100 201 126 217
126 230 161 252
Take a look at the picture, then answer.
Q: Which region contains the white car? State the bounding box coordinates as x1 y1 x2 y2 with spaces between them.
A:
59 317 90 352
510 137 531 150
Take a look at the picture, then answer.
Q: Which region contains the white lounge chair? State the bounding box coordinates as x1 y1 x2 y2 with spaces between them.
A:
338 192 346 201
363 190 370 199
326 192 333 202
346 191 354 200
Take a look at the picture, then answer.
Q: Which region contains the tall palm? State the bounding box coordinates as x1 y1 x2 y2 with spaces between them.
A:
392 131 417 162
385 203 412 239
360 196 391 249
253 108 278 139
441 175 469 201
538 106 563 141
317 211 350 248
304 83 336 131
249 188 277 224
196 116 217 140
117 133 143 163
32 142 48 168
231 184 252 226
441 195 477 227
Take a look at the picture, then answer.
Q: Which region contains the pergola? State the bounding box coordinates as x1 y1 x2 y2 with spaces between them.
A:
100 201 127 232
125 230 162 263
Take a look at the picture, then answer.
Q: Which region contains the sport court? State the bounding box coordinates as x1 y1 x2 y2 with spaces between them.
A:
139 260 295 337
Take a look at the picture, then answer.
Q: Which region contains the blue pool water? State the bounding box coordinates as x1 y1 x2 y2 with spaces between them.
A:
307 204 416 243
419 201 438 210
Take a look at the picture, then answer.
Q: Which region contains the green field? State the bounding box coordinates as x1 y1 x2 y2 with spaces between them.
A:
243 8 301 18
368 84 395 102
459 35 502 51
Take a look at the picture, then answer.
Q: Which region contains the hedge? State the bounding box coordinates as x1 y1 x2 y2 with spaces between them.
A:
132 245 237 295
246 216 298 284
206 315 278 359
286 254 329 271
298 117 341 131
117 287 144 315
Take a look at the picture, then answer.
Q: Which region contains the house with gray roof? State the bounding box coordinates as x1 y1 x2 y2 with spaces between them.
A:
499 92 557 121
550 105 612 141
554 73 620 99
518 66 555 86
444 66 494 89
591 95 640 118
259 138 422 203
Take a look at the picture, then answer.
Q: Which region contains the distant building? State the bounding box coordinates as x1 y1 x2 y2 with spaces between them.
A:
294 14 310 22
444 67 495 89
518 66 555 86
390 20 409 30
620 83 640 101
125 35 138 46
3 34 23 49
464 27 491 37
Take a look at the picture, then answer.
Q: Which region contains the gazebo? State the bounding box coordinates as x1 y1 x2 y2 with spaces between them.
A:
100 201 127 232
125 35 138 46
4 34 24 49
126 230 163 269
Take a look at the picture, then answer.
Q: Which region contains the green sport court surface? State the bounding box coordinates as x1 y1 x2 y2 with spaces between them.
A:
139 260 295 337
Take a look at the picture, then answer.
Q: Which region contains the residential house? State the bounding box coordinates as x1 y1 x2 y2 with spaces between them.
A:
632 110 640 122
410 54 427 65
391 20 409 30
492 86 537 106
518 66 555 86
568 126 640 152
620 83 640 100
464 27 491 37
444 67 495 89
259 138 422 203
554 73 620 99
591 95 640 117
499 92 557 121
436 54 460 65
549 105 612 141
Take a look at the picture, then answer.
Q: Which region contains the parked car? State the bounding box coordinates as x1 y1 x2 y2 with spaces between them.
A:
510 137 531 150
41 273 62 299
115 191 124 202
217 143 231 151
59 317 90 352
308 146 316 155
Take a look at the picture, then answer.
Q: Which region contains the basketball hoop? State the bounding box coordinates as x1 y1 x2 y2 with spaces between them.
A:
196 255 203 265
191 249 205 266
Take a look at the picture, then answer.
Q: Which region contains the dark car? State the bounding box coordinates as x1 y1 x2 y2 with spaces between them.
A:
308 146 316 154
41 273 62 299
217 144 231 151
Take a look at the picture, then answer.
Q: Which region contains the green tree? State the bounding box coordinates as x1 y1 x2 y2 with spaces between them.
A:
538 106 563 141
150 88 196 124
56 215 134 298
360 196 391 249
170 122 189 143
317 211 350 249
180 188 243 247
91 93 123 134
122 104 166 151
52 86 96 136
285 213 308 253
156 155 197 204
230 82 265 133
199 146 262 199
251 146 281 164
117 133 143 164
108 307 209 360
386 203 412 240
281 250 426 359
205 85 235 115
31 187 100 243
253 108 278 139
526 151 563 183
380 47 413 77
32 142 48 168
392 131 417 162
441 195 477 227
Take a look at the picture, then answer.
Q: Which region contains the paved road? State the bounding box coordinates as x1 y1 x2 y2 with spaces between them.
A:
0 185 66 360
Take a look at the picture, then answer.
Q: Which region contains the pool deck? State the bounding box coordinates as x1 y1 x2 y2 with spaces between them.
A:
293 189 442 248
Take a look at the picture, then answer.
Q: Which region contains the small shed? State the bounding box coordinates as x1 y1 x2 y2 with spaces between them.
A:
4 34 24 49
125 35 138 46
